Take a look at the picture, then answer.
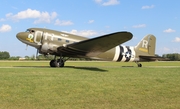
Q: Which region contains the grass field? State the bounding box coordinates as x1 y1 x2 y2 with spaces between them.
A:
0 61 180 109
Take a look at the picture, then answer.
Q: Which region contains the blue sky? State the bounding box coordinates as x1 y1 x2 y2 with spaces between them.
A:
0 0 180 57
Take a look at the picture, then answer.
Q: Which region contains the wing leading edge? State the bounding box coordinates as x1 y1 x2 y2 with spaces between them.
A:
57 31 133 57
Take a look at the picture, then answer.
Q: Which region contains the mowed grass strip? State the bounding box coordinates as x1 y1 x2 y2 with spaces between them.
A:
0 61 180 109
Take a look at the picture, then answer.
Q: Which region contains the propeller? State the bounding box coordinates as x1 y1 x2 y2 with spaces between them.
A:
35 49 39 60
25 44 28 50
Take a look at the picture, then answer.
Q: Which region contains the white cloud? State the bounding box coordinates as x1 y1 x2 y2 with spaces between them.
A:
162 47 171 53
142 5 155 9
94 0 102 3
173 37 180 42
6 8 57 24
132 24 146 28
65 30 98 37
34 12 57 24
8 9 41 19
11 6 18 10
95 0 120 6
5 13 13 18
163 28 176 33
88 20 94 24
163 47 170 52
105 26 110 28
54 19 73 26
0 24 12 32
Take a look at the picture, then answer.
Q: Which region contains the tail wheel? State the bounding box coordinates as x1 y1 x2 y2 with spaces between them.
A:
138 63 142 67
135 61 142 67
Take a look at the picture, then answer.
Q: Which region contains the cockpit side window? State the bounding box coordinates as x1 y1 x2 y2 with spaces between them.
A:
26 29 30 32
26 29 35 33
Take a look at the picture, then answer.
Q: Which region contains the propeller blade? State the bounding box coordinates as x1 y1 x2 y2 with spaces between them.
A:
36 49 39 60
25 44 28 50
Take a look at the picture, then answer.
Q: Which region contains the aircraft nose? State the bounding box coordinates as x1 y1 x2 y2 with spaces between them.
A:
16 32 27 41
16 32 22 40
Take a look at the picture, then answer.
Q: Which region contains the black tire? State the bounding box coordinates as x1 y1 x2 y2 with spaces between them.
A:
50 60 59 67
138 64 142 67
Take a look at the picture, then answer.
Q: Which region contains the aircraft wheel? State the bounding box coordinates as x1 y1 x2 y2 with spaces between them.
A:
57 59 65 67
50 60 59 67
138 64 142 67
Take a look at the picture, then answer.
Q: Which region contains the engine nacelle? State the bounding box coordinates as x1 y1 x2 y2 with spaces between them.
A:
40 43 56 54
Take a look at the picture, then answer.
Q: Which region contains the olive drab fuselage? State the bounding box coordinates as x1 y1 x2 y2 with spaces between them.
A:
16 28 156 67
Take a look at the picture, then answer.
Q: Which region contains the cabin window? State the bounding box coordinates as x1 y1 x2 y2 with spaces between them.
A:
66 40 70 43
58 38 62 41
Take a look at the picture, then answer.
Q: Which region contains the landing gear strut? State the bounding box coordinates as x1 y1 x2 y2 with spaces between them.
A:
49 56 69 68
135 61 142 67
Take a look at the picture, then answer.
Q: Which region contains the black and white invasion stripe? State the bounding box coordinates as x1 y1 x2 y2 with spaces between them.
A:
113 45 136 62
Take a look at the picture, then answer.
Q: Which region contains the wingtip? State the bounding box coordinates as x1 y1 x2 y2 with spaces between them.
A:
123 31 133 39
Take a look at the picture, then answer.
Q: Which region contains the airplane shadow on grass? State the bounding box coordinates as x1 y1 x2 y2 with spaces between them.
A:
13 66 108 72
65 66 108 72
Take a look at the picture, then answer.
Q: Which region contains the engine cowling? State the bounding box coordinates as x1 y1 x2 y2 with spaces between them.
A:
39 43 56 54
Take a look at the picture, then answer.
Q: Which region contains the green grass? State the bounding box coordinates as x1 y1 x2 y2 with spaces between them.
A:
0 61 180 109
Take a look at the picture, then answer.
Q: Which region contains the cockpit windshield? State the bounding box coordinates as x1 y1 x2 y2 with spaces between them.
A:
26 29 35 33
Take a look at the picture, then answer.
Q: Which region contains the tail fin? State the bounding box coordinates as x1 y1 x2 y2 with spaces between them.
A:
135 34 156 56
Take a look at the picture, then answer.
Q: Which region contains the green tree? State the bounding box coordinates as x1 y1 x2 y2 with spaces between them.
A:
0 51 10 60
9 56 21 60
162 53 180 61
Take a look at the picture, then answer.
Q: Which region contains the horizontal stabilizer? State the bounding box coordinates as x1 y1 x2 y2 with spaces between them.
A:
139 56 170 61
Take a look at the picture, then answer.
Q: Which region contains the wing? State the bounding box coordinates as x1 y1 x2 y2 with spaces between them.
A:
57 31 133 57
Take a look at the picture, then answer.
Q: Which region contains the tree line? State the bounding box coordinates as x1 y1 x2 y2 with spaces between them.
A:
1 51 180 61
0 51 91 61
162 53 180 61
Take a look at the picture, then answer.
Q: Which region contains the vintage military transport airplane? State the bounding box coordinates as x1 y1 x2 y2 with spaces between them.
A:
16 28 157 67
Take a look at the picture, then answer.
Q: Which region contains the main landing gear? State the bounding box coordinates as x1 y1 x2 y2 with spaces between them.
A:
135 61 142 67
49 56 69 67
